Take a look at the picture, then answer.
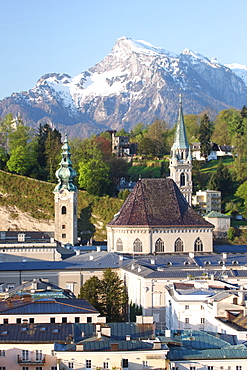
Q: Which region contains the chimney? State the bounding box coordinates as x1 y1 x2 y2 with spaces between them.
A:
222 253 227 260
97 246 101 252
126 335 131 341
76 250 80 256
97 331 102 339
111 343 119 351
89 255 94 261
101 327 111 337
76 344 84 351
150 259 155 265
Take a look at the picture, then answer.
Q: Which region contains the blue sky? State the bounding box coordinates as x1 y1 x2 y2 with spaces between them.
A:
0 0 246 100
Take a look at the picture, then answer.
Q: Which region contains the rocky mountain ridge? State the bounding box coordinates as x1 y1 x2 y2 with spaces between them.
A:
1 37 247 138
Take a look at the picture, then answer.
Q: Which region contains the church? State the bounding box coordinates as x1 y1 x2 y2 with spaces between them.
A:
52 95 213 255
106 95 214 254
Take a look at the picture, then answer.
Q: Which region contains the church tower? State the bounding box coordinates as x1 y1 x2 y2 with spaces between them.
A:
169 95 193 205
54 134 78 245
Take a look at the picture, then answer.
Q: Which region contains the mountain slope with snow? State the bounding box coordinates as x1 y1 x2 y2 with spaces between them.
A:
1 37 247 138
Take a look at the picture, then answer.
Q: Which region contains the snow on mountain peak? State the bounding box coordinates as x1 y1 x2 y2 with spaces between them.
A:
112 37 176 58
225 63 247 86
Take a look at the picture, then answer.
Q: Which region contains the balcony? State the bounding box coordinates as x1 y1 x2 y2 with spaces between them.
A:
17 354 46 365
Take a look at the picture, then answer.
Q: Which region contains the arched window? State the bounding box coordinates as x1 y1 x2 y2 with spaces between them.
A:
174 237 184 252
181 152 184 160
180 173 185 186
194 237 203 252
116 238 123 251
61 206 67 215
133 238 142 253
155 238 164 253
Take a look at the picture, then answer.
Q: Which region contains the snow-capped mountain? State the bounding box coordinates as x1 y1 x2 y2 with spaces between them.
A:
1 37 247 138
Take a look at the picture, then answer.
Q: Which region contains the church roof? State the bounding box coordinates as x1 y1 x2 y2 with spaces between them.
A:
108 178 212 228
171 94 189 150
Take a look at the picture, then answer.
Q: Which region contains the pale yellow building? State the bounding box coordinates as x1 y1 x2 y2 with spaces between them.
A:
192 189 221 214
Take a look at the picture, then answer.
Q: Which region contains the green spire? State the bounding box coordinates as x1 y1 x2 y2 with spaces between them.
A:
54 134 77 192
172 94 189 150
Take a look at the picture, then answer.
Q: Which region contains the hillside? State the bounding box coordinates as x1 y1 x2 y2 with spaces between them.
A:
0 171 123 241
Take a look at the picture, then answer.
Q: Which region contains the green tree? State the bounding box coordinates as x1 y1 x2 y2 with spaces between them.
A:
35 124 62 181
106 157 131 186
228 107 247 180
7 145 33 175
116 128 129 136
101 268 128 322
211 109 233 145
235 181 247 218
199 114 213 161
78 159 111 196
184 114 200 143
78 268 128 322
207 160 234 199
118 189 130 200
138 137 156 157
78 276 103 313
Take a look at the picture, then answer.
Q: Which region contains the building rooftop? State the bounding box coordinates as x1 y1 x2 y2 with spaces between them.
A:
108 178 213 228
0 298 99 315
167 330 247 361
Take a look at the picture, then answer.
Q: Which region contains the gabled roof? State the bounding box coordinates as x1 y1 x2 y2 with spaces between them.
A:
0 298 99 315
204 211 230 219
0 323 73 343
108 178 213 227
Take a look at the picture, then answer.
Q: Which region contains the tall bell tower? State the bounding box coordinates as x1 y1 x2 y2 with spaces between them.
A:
169 94 193 205
54 134 78 245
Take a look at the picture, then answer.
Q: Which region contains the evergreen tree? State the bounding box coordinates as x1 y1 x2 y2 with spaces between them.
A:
199 114 213 161
36 124 62 181
78 268 128 322
101 268 128 322
207 160 234 198
78 276 103 313
228 107 247 180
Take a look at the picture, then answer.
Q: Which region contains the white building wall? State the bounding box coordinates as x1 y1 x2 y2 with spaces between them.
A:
0 343 57 370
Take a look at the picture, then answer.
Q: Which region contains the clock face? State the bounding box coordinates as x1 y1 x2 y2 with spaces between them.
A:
60 189 69 199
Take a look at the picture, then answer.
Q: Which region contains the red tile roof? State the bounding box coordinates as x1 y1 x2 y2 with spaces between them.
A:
109 178 213 228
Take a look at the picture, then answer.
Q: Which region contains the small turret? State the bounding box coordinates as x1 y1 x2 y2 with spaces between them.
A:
54 134 77 192
54 134 78 246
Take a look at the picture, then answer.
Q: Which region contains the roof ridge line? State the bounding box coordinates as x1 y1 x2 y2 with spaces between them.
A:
56 300 98 313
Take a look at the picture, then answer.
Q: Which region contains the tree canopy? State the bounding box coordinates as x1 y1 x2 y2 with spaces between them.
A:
78 268 128 322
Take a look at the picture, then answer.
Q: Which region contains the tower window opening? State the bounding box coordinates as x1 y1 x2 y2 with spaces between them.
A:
61 206 67 215
180 173 185 186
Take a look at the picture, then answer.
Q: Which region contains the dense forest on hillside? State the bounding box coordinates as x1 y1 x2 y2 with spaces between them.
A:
0 106 247 223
